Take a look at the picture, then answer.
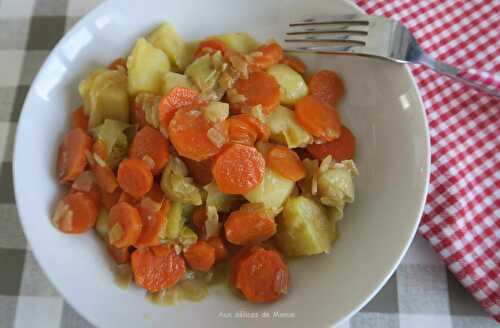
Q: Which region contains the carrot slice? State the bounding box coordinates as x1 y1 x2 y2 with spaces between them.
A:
135 185 170 247
194 38 228 58
266 145 306 181
131 245 186 292
106 243 130 264
108 202 143 248
91 140 118 193
118 191 137 205
158 87 201 135
294 95 341 142
212 143 265 194
231 71 281 114
207 236 229 261
228 114 269 146
169 108 228 161
117 158 153 198
58 128 92 183
129 126 169 175
192 206 208 236
53 192 98 234
232 246 289 303
224 203 276 245
184 240 216 272
307 125 356 161
308 70 345 107
70 178 101 209
71 106 88 131
184 158 213 185
108 57 127 71
101 189 121 210
250 43 284 71
280 55 306 74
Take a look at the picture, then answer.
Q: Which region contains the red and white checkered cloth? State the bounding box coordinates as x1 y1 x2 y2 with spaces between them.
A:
355 0 500 321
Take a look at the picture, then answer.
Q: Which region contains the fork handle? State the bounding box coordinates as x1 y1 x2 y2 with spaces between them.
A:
417 53 500 98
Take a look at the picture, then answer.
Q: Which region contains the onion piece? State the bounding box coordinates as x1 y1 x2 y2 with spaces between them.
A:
204 206 219 238
93 153 106 167
207 127 226 148
72 171 95 192
142 155 156 170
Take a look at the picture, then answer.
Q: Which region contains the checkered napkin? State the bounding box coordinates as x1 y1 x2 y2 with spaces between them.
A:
356 0 500 321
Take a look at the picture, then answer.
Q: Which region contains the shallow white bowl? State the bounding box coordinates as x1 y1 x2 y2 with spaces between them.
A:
13 0 430 327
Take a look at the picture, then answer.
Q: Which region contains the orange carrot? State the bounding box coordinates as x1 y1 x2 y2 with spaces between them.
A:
58 128 92 183
183 158 213 185
294 95 341 142
91 140 118 193
108 202 143 248
129 126 169 175
224 203 276 245
158 87 201 135
117 158 153 198
131 245 186 292
228 114 269 146
183 240 216 272
168 108 228 161
212 143 265 194
250 42 284 71
280 55 306 74
101 189 121 210
135 184 170 247
266 145 306 181
231 71 281 114
307 125 356 161
232 246 289 303
53 192 98 234
71 106 88 131
118 191 137 205
192 206 208 235
207 236 229 261
194 38 228 58
108 57 127 71
308 70 345 107
106 243 130 264
70 176 101 209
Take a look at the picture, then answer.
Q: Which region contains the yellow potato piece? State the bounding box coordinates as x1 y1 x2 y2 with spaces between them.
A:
147 23 189 70
267 64 308 105
267 105 312 148
215 32 259 53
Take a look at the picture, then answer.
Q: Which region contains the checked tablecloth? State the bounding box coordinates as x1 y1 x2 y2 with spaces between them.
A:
0 0 498 327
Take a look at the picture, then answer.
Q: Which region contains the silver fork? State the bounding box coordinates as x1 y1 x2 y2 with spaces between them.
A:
285 15 500 98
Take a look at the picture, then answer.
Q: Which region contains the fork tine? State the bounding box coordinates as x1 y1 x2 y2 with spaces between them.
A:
289 15 370 27
284 44 362 54
286 30 368 36
284 36 365 46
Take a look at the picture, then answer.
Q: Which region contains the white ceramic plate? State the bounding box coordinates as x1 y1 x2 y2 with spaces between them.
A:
13 0 430 327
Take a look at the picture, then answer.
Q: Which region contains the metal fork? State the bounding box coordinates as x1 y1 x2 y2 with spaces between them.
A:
285 15 500 97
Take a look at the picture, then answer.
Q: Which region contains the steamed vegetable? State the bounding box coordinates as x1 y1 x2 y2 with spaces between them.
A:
162 72 196 95
147 23 190 70
267 106 312 148
204 182 241 213
93 119 129 169
161 201 185 240
160 156 202 206
215 33 258 53
267 64 308 105
184 53 221 96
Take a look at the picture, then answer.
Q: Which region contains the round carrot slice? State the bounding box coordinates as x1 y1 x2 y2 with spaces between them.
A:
183 158 213 185
250 43 284 71
308 70 345 107
58 128 92 183
228 114 269 146
280 55 306 74
194 38 228 58
207 236 229 261
168 108 228 161
192 206 208 235
108 202 143 248
159 87 201 135
92 140 118 194
266 145 306 181
117 158 153 198
294 95 341 142
232 71 281 114
71 106 88 131
101 189 121 210
232 246 289 303
53 192 98 234
307 125 356 161
212 143 265 194
184 240 216 272
129 126 169 175
131 245 186 292
224 203 276 245
135 185 170 248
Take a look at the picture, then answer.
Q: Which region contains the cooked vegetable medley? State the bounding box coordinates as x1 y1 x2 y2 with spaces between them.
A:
52 23 358 304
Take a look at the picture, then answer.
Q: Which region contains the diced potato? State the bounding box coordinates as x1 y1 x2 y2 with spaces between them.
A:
275 196 333 256
78 69 129 128
202 101 229 123
95 209 109 238
267 106 312 148
243 168 295 215
160 156 202 206
93 119 129 169
317 159 357 212
185 41 200 66
147 23 189 70
267 64 308 105
184 53 221 95
161 202 185 240
162 72 196 95
204 182 241 213
215 33 259 53
127 38 170 95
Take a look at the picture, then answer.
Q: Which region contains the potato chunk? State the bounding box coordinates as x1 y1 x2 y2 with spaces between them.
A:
162 72 196 95
78 69 129 128
267 64 308 105
127 38 170 95
147 23 189 70
215 33 259 53
267 105 312 148
275 196 333 256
